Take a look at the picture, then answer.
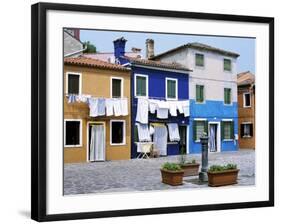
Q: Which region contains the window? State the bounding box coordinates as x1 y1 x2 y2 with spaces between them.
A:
221 121 234 140
193 120 207 141
135 74 148 97
224 58 232 71
67 72 81 94
195 53 204 67
111 77 123 98
243 93 251 107
166 78 178 100
240 123 253 138
196 85 204 103
224 88 232 104
110 120 126 145
64 120 82 147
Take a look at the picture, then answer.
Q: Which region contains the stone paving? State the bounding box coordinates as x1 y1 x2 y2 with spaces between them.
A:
64 149 255 195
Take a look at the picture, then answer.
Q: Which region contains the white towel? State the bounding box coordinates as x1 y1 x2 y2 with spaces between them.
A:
157 108 168 119
105 98 114 116
157 100 169 109
176 101 184 114
167 123 180 141
136 98 149 124
113 99 122 116
89 98 99 117
181 100 190 117
120 98 128 116
169 101 177 116
136 123 151 141
156 100 169 119
97 98 106 116
148 99 158 114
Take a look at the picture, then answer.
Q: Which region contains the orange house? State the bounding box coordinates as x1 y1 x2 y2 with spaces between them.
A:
64 57 131 163
237 71 255 149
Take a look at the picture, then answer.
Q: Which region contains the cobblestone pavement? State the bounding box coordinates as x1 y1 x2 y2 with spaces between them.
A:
64 149 255 195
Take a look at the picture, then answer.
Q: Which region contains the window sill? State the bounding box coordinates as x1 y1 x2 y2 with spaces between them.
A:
242 136 253 138
195 101 205 104
223 139 234 142
110 143 126 146
64 145 82 148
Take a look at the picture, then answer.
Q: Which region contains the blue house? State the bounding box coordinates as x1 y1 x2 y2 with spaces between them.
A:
113 37 192 158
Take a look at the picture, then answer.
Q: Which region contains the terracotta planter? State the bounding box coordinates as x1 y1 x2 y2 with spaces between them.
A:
181 163 200 177
160 169 184 186
207 169 240 187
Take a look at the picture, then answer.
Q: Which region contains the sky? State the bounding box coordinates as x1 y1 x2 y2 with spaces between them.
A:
80 29 255 74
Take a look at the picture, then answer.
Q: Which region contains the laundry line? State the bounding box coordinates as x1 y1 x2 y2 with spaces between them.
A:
65 93 128 99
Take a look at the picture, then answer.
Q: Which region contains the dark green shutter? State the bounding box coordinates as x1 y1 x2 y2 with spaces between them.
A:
231 121 234 139
221 121 225 140
200 86 204 102
193 120 197 141
204 120 208 136
196 85 200 102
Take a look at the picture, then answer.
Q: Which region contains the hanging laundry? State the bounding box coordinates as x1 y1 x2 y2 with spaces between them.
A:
181 100 190 117
113 98 122 116
105 98 114 116
120 98 128 116
89 98 99 117
167 123 180 141
148 99 158 114
97 98 106 116
77 94 90 103
136 98 149 124
153 124 168 156
169 101 178 116
67 94 77 104
156 100 169 119
136 123 151 142
176 101 184 114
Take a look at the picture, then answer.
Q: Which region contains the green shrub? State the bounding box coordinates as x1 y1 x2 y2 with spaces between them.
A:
162 162 182 171
208 163 237 173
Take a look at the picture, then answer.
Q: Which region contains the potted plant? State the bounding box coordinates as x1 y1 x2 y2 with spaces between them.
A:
160 162 184 186
178 146 200 177
207 164 239 187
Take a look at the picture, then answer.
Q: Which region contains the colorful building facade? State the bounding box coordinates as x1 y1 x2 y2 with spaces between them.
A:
64 57 131 163
113 37 191 158
237 71 255 149
153 43 240 153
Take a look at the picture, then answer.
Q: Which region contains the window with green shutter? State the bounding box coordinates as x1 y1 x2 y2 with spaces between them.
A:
166 79 177 99
136 75 147 97
195 53 204 67
224 58 232 71
222 121 234 140
112 78 122 98
224 88 232 104
193 120 208 141
196 85 204 102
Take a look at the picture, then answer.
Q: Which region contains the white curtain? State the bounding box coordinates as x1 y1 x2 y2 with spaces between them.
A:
153 125 168 156
209 125 216 152
90 125 105 161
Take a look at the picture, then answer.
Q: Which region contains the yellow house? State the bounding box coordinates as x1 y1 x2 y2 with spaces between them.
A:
64 57 131 163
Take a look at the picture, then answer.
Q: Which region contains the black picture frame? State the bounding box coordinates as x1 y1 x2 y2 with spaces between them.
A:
31 2 274 222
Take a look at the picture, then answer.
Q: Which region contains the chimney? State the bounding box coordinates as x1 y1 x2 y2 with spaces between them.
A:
113 37 128 65
146 39 154 59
